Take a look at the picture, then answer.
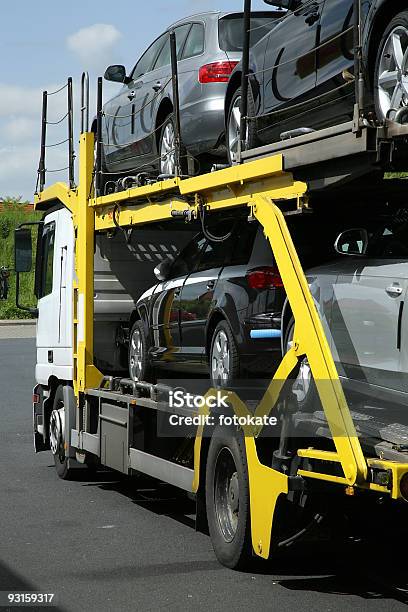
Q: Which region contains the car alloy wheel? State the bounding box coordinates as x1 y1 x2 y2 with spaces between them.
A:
160 120 176 175
228 94 243 162
286 326 311 405
211 329 231 385
214 447 240 543
129 325 143 381
377 25 408 119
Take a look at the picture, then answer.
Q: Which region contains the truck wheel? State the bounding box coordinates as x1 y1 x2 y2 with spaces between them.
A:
206 425 252 569
128 320 153 382
49 386 76 480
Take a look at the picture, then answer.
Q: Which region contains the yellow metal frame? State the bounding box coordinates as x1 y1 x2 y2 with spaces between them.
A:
35 130 408 560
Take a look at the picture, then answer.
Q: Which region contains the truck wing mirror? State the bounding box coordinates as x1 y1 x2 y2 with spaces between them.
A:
14 223 42 317
15 228 33 272
334 228 368 256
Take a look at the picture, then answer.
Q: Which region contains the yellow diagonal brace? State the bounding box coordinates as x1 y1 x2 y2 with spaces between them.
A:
252 194 367 485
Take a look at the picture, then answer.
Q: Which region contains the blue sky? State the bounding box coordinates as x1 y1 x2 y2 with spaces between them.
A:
0 0 268 200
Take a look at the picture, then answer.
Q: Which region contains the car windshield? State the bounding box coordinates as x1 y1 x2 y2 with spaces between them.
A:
218 13 279 52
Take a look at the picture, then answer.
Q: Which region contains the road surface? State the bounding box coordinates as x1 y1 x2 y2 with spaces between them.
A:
0 332 406 611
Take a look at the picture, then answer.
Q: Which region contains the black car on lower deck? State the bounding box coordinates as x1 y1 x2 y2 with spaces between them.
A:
127 219 286 385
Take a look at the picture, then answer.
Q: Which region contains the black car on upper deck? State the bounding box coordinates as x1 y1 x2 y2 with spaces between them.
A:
225 0 408 162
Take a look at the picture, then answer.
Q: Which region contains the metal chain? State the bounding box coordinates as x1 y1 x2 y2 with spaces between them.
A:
248 82 353 122
98 116 170 149
99 148 176 175
46 111 69 125
102 78 173 119
248 26 354 78
47 82 69 96
44 138 70 148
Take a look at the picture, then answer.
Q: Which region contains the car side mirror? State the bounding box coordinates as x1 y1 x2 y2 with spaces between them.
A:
334 228 368 257
104 65 130 84
15 228 32 272
154 259 173 281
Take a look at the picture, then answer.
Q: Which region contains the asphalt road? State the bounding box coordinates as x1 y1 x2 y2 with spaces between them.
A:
0 335 407 612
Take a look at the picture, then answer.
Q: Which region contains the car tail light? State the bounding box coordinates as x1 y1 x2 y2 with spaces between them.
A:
246 267 283 290
199 61 238 83
32 393 40 404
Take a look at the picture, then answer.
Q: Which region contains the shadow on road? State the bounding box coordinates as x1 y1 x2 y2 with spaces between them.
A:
81 470 408 605
82 471 196 528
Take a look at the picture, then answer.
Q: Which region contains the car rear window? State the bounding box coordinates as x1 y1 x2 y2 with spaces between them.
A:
218 13 278 52
182 23 205 59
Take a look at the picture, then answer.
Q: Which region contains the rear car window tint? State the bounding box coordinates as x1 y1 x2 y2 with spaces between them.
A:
197 240 227 271
226 221 258 266
182 23 205 59
218 14 277 52
248 226 274 266
171 235 206 277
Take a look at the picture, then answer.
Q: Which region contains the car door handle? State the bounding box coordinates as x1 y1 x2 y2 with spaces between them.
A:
386 285 403 297
152 81 162 92
206 280 216 290
127 91 136 100
305 12 319 25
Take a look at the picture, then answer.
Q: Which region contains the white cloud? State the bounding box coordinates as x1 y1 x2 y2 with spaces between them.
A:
0 145 39 199
67 24 122 71
2 117 38 144
0 83 43 117
0 83 68 118
0 144 69 201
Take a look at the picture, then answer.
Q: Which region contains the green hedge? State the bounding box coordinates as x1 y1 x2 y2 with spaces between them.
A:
0 198 41 319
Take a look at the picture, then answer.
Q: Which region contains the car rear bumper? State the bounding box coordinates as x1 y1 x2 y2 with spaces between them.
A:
240 313 283 374
181 95 226 156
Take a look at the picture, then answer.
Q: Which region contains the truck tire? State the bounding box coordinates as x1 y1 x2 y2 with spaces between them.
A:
49 386 78 480
205 425 253 569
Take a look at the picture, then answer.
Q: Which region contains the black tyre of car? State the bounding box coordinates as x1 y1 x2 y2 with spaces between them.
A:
209 320 241 387
49 386 76 480
284 317 318 410
227 85 258 165
158 115 188 176
206 425 253 569
128 320 154 382
374 11 408 121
